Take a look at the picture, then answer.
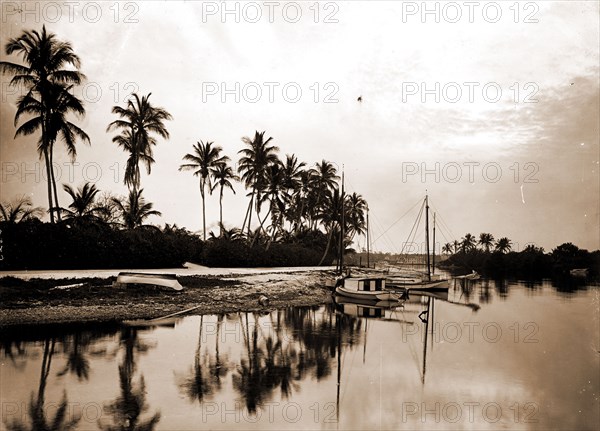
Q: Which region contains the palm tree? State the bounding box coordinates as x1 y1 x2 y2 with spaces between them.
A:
107 93 172 194
308 160 339 230
260 161 287 247
210 162 238 236
1 26 88 223
61 182 106 223
478 232 495 253
237 131 279 235
316 187 345 265
345 193 367 240
112 189 161 229
495 237 512 253
461 233 476 253
0 196 43 223
179 141 229 240
442 243 453 255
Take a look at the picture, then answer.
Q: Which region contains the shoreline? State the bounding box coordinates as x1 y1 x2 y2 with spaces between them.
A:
0 269 335 329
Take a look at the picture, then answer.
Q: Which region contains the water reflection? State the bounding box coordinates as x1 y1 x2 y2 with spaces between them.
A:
176 315 230 404
4 338 81 431
99 328 161 431
1 279 598 430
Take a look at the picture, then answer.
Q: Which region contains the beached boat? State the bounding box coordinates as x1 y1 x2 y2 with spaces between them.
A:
115 272 183 291
335 277 400 301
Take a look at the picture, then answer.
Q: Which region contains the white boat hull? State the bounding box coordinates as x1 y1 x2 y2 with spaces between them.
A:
335 286 399 301
387 279 449 292
116 272 183 291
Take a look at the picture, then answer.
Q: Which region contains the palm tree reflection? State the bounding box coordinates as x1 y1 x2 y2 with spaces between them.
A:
231 306 363 415
99 328 160 431
176 316 231 403
4 338 81 431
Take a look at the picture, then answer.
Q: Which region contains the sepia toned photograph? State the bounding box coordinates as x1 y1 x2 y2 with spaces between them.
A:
0 1 598 430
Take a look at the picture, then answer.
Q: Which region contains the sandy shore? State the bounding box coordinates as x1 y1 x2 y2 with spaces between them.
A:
0 268 335 328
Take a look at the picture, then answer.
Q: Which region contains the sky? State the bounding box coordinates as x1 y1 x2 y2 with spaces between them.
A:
1 0 599 253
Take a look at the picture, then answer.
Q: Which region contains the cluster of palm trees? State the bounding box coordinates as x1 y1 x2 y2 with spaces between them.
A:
1 26 368 257
179 132 368 254
442 232 513 255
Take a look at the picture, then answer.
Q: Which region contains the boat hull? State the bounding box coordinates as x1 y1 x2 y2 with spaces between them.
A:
386 279 449 293
116 272 183 291
335 286 399 301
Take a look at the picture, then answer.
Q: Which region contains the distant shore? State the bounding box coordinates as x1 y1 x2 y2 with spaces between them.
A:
0 268 334 328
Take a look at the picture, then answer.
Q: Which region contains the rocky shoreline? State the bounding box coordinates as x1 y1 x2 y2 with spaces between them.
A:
0 270 334 328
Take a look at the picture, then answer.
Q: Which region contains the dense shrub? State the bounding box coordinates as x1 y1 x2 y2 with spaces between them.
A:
0 220 203 270
0 221 330 270
439 244 598 279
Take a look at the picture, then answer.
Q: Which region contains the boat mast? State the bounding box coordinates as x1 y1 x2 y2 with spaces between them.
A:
366 204 370 269
425 195 431 281
432 212 436 275
339 168 345 275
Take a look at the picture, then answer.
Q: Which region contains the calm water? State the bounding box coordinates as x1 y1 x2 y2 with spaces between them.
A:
1 279 598 430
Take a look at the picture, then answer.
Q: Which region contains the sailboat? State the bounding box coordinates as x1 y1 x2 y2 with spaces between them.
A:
333 170 399 301
386 195 450 294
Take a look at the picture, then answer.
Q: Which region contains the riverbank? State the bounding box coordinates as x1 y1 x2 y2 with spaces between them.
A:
0 268 334 328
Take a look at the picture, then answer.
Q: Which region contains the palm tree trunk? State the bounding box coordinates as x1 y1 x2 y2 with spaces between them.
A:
49 143 61 221
251 206 271 247
247 191 254 236
200 182 206 241
318 228 334 265
42 148 55 223
241 192 253 235
219 186 224 237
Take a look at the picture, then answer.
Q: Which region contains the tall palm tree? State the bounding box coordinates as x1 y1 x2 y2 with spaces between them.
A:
112 189 161 229
238 131 279 235
345 192 367 240
179 141 228 240
317 187 344 265
107 93 172 194
1 26 87 223
478 232 495 253
0 196 43 223
495 237 512 253
308 160 339 230
260 161 287 246
461 233 476 253
210 162 238 237
61 182 106 223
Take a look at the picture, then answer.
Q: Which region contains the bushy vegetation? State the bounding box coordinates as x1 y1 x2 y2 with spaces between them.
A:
0 219 331 270
438 243 599 279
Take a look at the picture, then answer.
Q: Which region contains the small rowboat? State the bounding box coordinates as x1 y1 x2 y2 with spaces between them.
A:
115 272 183 291
335 277 400 301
